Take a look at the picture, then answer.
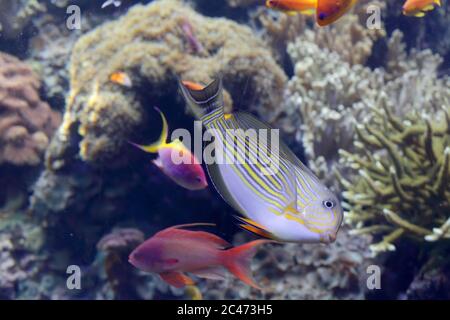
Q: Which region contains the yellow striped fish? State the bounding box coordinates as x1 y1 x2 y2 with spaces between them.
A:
179 78 343 243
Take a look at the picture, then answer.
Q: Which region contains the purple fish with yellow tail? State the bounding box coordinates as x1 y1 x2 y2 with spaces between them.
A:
130 107 208 191
129 223 273 289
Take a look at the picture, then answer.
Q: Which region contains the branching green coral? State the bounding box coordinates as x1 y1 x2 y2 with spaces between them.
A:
337 101 450 255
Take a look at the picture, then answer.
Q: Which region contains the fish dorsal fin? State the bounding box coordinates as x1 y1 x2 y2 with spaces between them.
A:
179 77 224 120
191 266 227 280
155 224 229 249
160 271 194 288
188 231 231 249
155 223 216 237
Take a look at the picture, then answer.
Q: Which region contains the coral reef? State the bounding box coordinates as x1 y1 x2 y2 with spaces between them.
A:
337 101 449 255
275 17 448 190
0 0 45 39
96 228 145 299
276 20 385 188
0 52 61 166
26 11 105 107
0 212 46 299
201 229 373 299
382 0 450 65
44 0 286 168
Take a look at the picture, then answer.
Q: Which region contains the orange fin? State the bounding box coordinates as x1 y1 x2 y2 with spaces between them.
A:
234 216 276 240
160 271 194 288
182 80 205 91
222 240 273 290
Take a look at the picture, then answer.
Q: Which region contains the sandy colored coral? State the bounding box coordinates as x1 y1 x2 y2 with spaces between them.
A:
273 20 449 190
46 0 286 168
337 102 449 255
27 11 105 105
0 52 61 166
277 31 385 189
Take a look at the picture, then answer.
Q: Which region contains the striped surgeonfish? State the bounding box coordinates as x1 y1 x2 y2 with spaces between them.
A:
178 77 343 243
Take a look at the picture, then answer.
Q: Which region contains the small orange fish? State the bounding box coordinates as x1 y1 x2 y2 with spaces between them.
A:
109 71 132 87
403 0 441 17
316 0 358 26
265 0 317 15
128 223 273 289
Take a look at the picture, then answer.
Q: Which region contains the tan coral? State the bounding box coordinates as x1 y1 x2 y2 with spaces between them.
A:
0 52 61 166
47 0 286 167
273 23 449 191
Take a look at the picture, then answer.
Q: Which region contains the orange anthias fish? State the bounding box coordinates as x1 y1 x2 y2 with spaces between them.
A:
130 107 208 191
110 71 132 87
265 0 317 15
316 0 358 26
128 223 272 289
403 0 441 17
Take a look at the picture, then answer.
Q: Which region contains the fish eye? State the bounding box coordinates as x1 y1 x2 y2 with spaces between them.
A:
195 176 202 182
318 12 326 20
322 200 335 209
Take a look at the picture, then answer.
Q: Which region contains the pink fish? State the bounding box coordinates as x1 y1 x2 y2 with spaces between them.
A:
130 107 208 191
128 223 272 289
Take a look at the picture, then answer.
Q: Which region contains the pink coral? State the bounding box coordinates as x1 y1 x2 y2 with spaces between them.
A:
0 52 60 166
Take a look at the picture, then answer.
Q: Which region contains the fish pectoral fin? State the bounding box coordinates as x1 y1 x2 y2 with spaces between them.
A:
160 271 195 288
285 10 299 16
414 11 426 17
191 266 227 280
235 216 276 240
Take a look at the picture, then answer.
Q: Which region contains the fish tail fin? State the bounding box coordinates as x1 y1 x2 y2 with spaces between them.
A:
178 76 224 124
129 107 168 153
435 0 441 6
222 240 272 290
